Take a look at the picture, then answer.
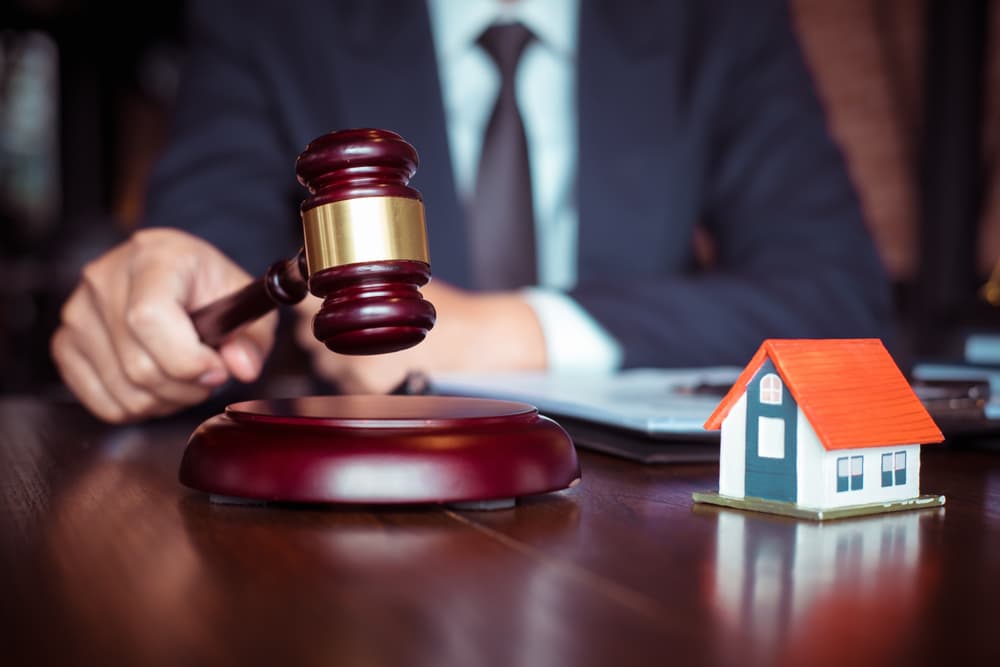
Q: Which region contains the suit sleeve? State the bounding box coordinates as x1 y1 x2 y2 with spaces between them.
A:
569 0 892 368
141 0 301 275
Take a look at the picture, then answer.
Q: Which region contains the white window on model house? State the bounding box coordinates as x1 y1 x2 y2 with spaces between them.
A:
837 455 864 492
760 373 782 404
757 417 785 458
881 451 907 487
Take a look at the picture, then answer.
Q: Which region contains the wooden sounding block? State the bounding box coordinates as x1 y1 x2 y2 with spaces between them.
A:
181 396 578 506
180 129 580 507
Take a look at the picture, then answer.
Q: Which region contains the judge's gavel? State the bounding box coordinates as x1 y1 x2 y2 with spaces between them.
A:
178 128 580 508
189 128 436 356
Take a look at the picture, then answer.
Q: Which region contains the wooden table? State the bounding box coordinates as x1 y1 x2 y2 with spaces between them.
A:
2 398 999 666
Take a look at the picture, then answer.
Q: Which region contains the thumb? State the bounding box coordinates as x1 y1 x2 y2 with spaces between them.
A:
217 311 278 383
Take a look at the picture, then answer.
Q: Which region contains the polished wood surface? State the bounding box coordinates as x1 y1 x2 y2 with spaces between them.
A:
180 396 580 504
295 128 423 206
297 129 435 356
307 259 434 356
3 398 1000 666
190 128 436 356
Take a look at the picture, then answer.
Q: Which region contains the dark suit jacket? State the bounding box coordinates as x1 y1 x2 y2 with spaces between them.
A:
145 0 891 368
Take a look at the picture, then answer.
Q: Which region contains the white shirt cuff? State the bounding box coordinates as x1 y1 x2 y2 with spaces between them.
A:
520 287 623 373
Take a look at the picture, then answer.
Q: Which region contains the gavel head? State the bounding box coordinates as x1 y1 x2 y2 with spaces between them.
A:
295 129 436 355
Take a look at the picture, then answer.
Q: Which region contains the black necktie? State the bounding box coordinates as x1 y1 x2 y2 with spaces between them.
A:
469 22 537 290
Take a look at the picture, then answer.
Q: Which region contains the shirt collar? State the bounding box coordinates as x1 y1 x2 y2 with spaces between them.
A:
427 0 578 60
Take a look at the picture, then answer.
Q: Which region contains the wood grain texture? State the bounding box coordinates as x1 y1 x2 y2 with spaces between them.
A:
2 398 1000 666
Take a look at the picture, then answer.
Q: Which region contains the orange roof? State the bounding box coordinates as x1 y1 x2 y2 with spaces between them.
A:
704 339 943 450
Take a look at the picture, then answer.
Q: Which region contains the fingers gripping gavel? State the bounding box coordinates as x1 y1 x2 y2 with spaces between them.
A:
190 129 437 355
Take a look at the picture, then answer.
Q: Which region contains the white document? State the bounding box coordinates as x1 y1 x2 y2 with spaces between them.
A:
430 367 742 438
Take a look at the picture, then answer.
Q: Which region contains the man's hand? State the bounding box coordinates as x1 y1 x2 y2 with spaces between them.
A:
51 228 278 423
295 279 546 394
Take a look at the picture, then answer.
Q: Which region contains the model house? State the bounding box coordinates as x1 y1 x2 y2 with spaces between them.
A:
694 339 945 519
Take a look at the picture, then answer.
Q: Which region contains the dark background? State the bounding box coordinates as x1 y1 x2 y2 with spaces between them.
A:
1 0 997 396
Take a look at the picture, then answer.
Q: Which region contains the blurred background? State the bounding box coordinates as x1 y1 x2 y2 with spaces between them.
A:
2 0 184 395
1 0 998 397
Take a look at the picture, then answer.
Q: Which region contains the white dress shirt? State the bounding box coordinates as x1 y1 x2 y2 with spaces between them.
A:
427 0 622 372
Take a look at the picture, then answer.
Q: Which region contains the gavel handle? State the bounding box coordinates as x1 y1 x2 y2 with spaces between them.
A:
190 249 310 347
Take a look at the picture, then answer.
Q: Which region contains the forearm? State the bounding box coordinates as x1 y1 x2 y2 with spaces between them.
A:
572 261 892 369
445 291 548 372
